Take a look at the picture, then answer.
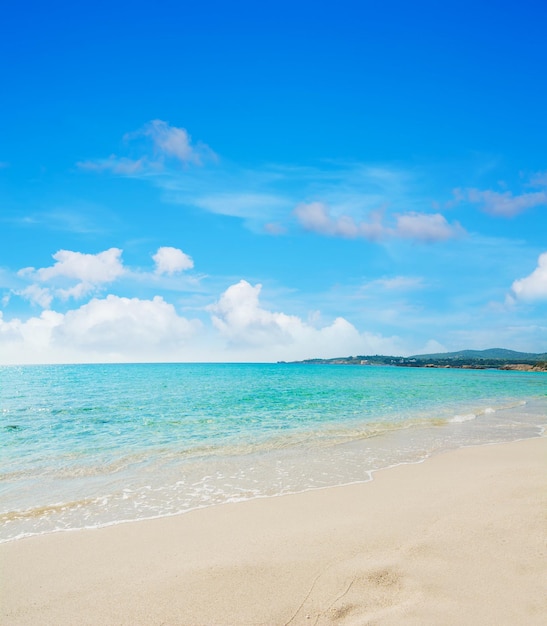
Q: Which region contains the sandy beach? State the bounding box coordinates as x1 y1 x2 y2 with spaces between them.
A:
1 436 546 625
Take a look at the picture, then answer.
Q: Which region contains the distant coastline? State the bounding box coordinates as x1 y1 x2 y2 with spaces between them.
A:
281 348 547 372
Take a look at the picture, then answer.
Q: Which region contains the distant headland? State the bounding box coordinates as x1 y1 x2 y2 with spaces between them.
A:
280 348 547 371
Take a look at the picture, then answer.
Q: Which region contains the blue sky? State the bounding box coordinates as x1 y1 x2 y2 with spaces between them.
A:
1 0 546 363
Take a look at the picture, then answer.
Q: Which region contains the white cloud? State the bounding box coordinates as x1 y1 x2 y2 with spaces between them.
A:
0 284 407 364
19 248 125 301
0 296 202 364
395 212 464 242
208 280 304 346
3 272 498 362
511 252 547 301
153 247 194 275
55 295 201 351
29 248 124 284
207 280 405 359
18 285 53 308
0 309 65 363
294 202 463 243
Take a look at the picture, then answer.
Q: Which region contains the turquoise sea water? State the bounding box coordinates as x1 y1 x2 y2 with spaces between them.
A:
1 363 545 542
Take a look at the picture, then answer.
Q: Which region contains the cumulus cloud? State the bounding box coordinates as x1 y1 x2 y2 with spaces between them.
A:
13 246 201 313
19 248 125 301
0 309 65 362
0 296 202 363
56 295 201 351
208 280 304 346
294 202 463 243
153 247 194 275
27 248 124 283
0 272 432 363
207 280 404 359
511 252 547 301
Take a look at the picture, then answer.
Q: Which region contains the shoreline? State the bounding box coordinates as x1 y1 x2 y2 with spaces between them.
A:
2 436 546 625
3 395 544 545
3 364 545 545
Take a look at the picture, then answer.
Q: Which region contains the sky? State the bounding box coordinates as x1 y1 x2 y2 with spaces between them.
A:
1 0 546 364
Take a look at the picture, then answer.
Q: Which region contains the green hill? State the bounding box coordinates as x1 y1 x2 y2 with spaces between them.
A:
411 348 547 361
286 348 547 369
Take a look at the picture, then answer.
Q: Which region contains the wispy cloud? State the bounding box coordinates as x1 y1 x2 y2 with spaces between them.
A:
77 120 216 175
125 119 216 166
76 123 448 239
78 121 544 245
366 276 425 291
194 192 291 220
77 155 147 175
453 173 547 217
465 188 547 217
529 170 547 187
4 206 112 234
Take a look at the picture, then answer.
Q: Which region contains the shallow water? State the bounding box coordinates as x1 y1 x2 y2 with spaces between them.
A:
1 363 545 541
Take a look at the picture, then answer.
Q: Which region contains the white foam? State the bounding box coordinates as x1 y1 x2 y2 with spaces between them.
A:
449 413 477 423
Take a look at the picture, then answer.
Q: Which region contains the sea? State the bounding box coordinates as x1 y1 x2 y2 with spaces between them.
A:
1 363 545 542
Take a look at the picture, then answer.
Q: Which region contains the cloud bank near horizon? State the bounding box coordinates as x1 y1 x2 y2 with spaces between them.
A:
0 279 407 365
0 245 429 364
2 243 546 364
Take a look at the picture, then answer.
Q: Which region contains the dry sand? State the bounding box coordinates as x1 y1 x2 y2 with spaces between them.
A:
1 437 546 625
